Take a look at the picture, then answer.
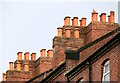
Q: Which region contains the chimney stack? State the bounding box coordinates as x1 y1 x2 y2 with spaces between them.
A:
24 52 29 60
74 28 80 38
100 13 106 22
9 62 14 70
40 49 46 57
24 62 29 72
16 62 21 71
57 27 62 37
47 49 53 57
91 10 98 22
31 52 36 60
65 28 71 37
110 11 115 23
2 73 6 81
17 52 22 60
64 16 71 26
72 17 78 26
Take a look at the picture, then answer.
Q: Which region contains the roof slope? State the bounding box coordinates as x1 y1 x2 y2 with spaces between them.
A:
65 27 120 80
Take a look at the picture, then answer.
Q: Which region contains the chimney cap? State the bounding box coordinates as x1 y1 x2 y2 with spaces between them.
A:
31 52 36 54
74 28 80 31
73 17 78 19
9 62 13 64
24 52 29 55
57 27 62 29
65 28 71 30
79 19 82 21
17 52 22 54
82 17 87 19
110 11 114 13
64 16 71 20
40 49 46 52
24 62 29 64
101 13 106 15
47 49 53 52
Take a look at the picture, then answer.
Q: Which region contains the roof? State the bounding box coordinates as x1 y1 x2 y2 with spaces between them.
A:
40 61 66 83
65 27 120 80
25 68 53 83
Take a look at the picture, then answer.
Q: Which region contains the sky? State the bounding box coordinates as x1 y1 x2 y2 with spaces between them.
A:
0 0 119 81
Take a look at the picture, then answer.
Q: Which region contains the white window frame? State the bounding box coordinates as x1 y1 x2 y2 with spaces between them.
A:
102 60 110 82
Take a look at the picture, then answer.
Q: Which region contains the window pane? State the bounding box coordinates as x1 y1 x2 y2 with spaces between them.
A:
105 64 110 73
104 73 110 81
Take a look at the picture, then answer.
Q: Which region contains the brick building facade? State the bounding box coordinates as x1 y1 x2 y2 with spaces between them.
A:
1 10 120 82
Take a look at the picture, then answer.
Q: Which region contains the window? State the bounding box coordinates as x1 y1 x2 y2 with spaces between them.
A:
102 60 110 81
77 77 84 83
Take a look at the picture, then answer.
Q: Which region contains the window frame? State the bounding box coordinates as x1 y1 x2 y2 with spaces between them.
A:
102 60 110 81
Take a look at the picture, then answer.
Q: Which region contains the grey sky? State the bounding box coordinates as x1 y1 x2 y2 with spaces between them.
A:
0 0 119 81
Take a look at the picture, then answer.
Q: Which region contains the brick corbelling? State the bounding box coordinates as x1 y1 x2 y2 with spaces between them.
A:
6 70 32 80
53 36 84 48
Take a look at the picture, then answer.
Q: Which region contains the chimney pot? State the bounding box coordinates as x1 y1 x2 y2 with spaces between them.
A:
17 52 22 60
24 62 29 72
64 16 71 26
65 28 71 37
16 62 21 71
31 52 36 60
79 20 82 26
74 28 80 38
47 49 53 57
40 49 46 57
24 52 29 60
100 13 106 22
110 11 115 23
108 15 110 22
92 12 98 22
2 73 6 81
72 17 78 26
57 27 62 37
82 18 86 27
9 62 14 70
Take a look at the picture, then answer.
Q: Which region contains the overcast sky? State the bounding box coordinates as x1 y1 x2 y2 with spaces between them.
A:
0 0 119 81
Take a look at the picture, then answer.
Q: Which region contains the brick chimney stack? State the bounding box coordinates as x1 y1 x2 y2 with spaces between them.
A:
100 13 106 22
92 9 98 22
110 11 115 23
65 28 71 37
72 17 78 26
17 52 22 60
9 62 14 70
2 73 6 81
40 49 46 57
74 28 80 38
24 62 29 72
57 27 62 37
31 52 36 60
64 16 71 26
47 49 53 57
24 52 29 60
16 62 21 71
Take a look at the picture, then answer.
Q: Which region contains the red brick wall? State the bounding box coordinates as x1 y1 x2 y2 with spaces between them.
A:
71 43 120 81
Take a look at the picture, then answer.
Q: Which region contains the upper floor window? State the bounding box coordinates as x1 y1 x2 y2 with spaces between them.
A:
77 77 84 83
102 60 110 81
